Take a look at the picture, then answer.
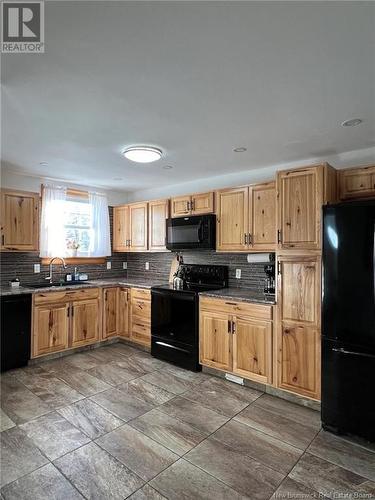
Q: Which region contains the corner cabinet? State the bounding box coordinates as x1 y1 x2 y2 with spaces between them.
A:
339 165 375 200
118 287 130 338
102 287 118 339
216 182 276 252
1 189 39 252
170 192 214 218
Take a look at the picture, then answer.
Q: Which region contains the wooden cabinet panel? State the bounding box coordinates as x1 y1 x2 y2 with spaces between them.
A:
33 303 69 356
118 288 130 338
200 297 273 321
191 192 214 215
130 288 151 346
1 190 39 251
277 167 323 249
249 182 276 250
148 199 168 251
34 288 99 306
339 165 375 200
171 195 191 217
233 317 272 384
129 203 148 251
131 321 151 346
216 187 248 251
113 205 129 252
278 256 320 325
103 288 118 338
71 299 100 347
199 310 232 372
279 323 320 399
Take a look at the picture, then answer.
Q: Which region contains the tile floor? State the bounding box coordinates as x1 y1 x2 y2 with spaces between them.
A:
1 343 374 499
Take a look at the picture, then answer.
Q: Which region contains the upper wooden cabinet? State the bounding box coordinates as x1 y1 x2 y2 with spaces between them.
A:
148 199 168 251
1 189 39 252
170 192 214 218
129 202 148 252
339 165 375 200
113 205 129 252
216 183 276 252
276 164 336 251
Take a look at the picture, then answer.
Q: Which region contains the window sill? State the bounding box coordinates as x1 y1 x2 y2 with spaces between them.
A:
41 257 106 265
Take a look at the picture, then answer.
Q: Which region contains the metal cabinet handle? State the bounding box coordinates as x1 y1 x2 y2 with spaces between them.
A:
248 233 252 245
232 321 236 334
244 233 248 245
228 320 231 333
277 229 282 243
1 235 4 246
191 200 195 211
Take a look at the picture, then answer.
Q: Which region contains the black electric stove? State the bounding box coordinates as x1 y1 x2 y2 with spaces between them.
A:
151 264 228 371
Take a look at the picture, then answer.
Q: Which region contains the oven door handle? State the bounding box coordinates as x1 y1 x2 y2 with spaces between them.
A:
151 289 195 301
154 341 191 353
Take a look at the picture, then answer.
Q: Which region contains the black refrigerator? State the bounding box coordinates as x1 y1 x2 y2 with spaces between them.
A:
322 199 375 442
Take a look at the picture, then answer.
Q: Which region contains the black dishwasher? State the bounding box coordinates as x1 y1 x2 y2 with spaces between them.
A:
1 294 32 372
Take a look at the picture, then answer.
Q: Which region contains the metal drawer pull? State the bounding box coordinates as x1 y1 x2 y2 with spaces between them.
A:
155 341 190 353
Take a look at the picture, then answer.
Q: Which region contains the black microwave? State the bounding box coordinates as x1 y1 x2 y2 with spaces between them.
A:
166 214 216 251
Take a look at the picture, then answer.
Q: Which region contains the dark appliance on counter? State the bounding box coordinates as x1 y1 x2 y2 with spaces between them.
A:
151 264 228 371
166 214 216 251
322 200 375 443
1 294 32 372
264 264 275 294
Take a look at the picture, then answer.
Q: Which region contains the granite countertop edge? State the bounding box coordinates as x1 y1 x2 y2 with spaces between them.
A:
199 288 276 305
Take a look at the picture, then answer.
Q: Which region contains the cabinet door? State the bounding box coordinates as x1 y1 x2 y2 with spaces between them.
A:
103 288 118 338
216 187 249 251
191 192 214 215
148 199 168 251
33 303 69 356
339 166 375 200
278 256 320 325
277 167 323 249
279 323 320 399
71 299 100 347
232 316 272 384
199 310 232 372
118 288 130 338
1 190 39 251
113 205 129 252
249 182 276 250
171 195 191 217
129 203 148 251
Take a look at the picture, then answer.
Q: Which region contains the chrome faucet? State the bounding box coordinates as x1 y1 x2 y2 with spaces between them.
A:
45 257 67 284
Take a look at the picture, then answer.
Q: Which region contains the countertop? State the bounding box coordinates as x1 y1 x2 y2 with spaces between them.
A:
199 287 276 305
0 277 169 297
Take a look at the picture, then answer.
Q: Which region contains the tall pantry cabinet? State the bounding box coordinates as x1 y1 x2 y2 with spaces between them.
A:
275 163 337 400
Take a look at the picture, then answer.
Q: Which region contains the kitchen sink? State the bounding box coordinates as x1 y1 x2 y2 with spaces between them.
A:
26 281 87 289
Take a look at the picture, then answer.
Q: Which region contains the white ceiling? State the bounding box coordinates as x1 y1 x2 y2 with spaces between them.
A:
2 1 375 193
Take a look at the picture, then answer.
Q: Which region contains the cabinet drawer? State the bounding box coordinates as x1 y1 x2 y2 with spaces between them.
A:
200 297 273 320
131 288 151 301
131 320 151 345
131 299 151 321
34 287 99 305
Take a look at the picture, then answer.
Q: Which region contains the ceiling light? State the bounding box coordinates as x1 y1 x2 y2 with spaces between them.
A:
123 146 162 163
163 165 173 170
341 118 362 127
233 147 247 152
39 161 48 166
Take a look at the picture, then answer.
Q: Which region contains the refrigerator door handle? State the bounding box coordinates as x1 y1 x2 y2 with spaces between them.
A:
332 347 375 359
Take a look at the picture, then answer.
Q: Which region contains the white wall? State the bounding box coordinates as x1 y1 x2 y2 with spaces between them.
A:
126 147 375 202
0 169 129 206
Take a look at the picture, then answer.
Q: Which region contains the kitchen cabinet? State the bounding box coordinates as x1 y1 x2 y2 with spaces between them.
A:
276 163 337 251
199 297 273 384
32 288 101 357
33 303 69 356
118 287 130 338
129 202 148 252
102 287 118 339
216 182 276 252
1 189 39 251
339 165 375 200
170 192 214 218
113 205 129 251
148 199 169 251
276 254 321 399
71 299 100 347
130 288 151 346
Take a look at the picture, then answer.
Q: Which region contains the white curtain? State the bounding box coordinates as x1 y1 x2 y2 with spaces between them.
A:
88 192 111 257
40 185 67 258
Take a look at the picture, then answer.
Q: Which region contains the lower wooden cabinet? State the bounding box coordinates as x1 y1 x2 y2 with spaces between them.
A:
130 288 151 346
33 303 69 356
71 299 100 348
102 288 118 339
199 298 273 384
118 287 130 338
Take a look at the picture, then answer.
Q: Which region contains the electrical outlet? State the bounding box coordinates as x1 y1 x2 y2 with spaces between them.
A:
122 262 127 270
145 262 150 271
34 263 40 273
235 268 241 279
106 261 111 270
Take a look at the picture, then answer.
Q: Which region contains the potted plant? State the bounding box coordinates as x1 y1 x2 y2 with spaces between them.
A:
66 239 80 257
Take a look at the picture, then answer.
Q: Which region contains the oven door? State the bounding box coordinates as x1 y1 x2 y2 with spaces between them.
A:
166 214 215 250
151 289 197 346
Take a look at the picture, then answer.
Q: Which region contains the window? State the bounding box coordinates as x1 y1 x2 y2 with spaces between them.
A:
64 194 92 257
